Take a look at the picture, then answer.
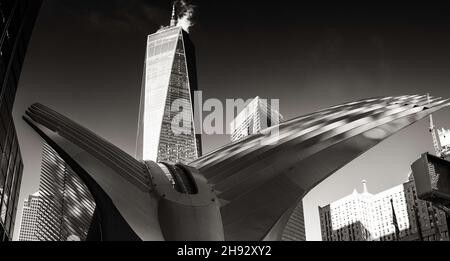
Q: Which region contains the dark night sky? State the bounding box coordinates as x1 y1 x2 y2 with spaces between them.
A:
11 0 450 240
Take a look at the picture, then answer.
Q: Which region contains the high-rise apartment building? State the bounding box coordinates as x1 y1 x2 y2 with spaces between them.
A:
35 142 96 241
319 179 449 241
230 97 306 241
0 0 42 241
136 19 201 165
18 191 39 241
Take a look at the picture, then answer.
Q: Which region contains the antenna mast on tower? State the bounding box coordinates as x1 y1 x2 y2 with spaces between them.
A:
428 94 443 158
170 2 177 26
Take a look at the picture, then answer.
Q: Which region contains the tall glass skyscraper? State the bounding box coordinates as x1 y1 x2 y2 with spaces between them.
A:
136 23 201 164
230 97 306 241
0 0 42 241
35 143 96 241
230 97 283 142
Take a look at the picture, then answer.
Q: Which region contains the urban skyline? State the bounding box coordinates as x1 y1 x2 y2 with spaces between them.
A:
319 179 449 241
9 1 450 241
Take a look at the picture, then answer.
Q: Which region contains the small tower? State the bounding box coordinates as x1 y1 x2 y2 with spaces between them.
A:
362 180 368 194
170 2 177 26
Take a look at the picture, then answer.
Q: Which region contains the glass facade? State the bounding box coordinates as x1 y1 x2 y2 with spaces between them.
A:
136 26 200 164
281 201 306 241
0 0 42 241
35 143 96 241
230 97 305 240
230 97 282 142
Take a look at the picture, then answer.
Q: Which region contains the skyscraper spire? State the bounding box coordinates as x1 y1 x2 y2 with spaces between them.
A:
362 180 368 194
170 2 177 26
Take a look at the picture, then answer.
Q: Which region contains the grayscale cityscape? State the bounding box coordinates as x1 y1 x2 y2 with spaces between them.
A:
0 0 450 247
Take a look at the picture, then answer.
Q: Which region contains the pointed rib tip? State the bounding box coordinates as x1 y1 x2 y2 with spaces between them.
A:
442 99 450 107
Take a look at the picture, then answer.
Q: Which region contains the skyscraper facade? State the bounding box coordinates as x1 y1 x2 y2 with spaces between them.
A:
319 180 449 241
0 0 42 241
136 24 201 165
18 191 39 241
35 142 96 241
230 97 306 241
230 97 282 142
281 202 306 241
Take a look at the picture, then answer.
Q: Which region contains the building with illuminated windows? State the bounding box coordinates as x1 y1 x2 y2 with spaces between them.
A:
319 179 450 241
0 0 42 241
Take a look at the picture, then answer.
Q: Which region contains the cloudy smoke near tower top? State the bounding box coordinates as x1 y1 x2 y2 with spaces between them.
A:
175 0 195 33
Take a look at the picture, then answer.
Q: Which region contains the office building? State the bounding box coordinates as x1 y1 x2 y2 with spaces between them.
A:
230 97 305 241
0 0 42 241
230 96 282 142
136 13 201 165
319 179 449 241
281 201 306 241
18 191 39 241
35 142 96 241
